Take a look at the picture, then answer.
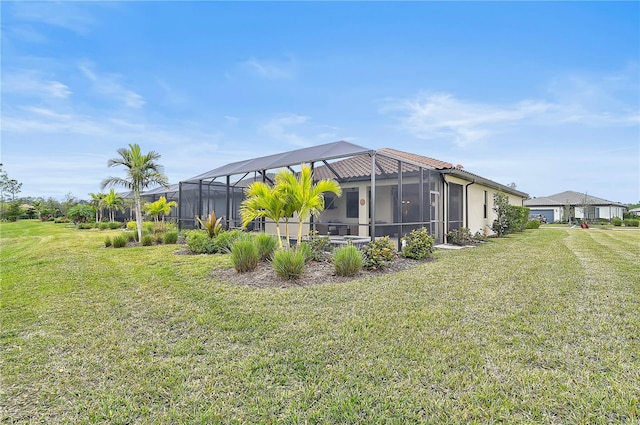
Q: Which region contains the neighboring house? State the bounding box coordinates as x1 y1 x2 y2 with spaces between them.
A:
177 141 528 245
629 207 640 217
524 190 627 223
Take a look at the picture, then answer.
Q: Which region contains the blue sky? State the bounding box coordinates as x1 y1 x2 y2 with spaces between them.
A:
2 1 639 204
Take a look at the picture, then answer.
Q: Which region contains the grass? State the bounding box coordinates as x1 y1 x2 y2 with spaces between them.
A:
1 220 639 423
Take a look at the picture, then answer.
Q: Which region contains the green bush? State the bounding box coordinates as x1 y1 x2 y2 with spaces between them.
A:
525 220 541 229
126 232 137 242
99 222 110 230
447 227 475 245
67 204 95 224
185 229 242 254
273 249 306 280
213 229 243 253
109 221 122 230
185 230 216 254
154 234 164 245
306 232 333 261
507 206 530 233
77 222 96 230
141 235 154 246
296 242 312 263
163 231 178 244
231 239 259 273
402 227 434 260
104 236 112 247
361 236 396 270
126 221 137 231
143 221 155 234
254 233 278 261
333 245 363 277
54 217 70 224
112 234 127 248
624 219 639 227
611 217 623 227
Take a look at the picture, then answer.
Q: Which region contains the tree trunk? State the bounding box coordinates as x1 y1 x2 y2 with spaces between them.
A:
134 192 143 242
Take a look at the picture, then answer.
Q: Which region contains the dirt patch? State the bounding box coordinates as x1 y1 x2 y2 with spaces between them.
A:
210 256 434 288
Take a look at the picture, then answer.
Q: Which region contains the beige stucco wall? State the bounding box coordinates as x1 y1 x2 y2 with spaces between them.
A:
443 174 527 236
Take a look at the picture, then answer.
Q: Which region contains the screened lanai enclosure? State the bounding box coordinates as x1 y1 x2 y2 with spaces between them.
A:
178 141 458 246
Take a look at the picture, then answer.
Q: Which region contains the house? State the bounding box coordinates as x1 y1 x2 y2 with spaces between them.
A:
524 190 627 223
177 141 528 245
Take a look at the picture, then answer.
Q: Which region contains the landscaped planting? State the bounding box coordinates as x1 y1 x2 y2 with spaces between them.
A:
230 239 259 273
2 220 639 423
272 247 306 279
253 233 278 262
333 244 363 276
361 236 396 270
401 226 434 259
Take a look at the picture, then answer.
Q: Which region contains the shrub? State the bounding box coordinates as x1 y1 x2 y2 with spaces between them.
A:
163 231 178 244
273 248 306 279
296 242 312 263
507 206 530 233
333 245 363 277
624 219 639 227
525 220 541 229
361 236 396 270
231 239 259 273
54 217 70 224
141 235 154 246
185 230 216 254
126 232 137 243
612 217 623 226
67 204 95 224
402 227 434 260
126 221 137 231
112 234 127 248
109 221 123 230
143 221 155 234
306 232 333 261
447 227 475 245
154 234 164 245
254 233 278 261
213 229 243 254
99 222 110 230
77 222 96 230
196 211 223 238
104 236 112 247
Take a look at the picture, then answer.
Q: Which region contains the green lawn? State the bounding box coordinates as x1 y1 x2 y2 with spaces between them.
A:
1 221 638 424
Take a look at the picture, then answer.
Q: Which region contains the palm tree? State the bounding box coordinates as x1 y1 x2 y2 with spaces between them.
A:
101 144 168 242
240 181 287 248
89 192 106 222
144 196 177 223
277 163 342 245
103 189 125 222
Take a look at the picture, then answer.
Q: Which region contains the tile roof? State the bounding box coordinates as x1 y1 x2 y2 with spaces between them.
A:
313 148 454 181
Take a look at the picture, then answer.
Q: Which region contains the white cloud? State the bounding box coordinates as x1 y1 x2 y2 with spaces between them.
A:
387 92 553 147
2 72 72 99
242 55 297 80
261 113 311 147
9 2 96 34
385 69 639 147
79 64 145 109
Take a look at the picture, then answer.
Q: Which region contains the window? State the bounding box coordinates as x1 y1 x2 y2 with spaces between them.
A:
324 193 337 209
448 183 463 230
483 190 488 219
346 191 359 218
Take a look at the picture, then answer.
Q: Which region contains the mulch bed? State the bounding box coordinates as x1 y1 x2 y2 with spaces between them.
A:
210 256 434 288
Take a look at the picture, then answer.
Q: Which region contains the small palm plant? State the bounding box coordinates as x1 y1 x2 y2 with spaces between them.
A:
196 211 223 238
144 196 177 223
